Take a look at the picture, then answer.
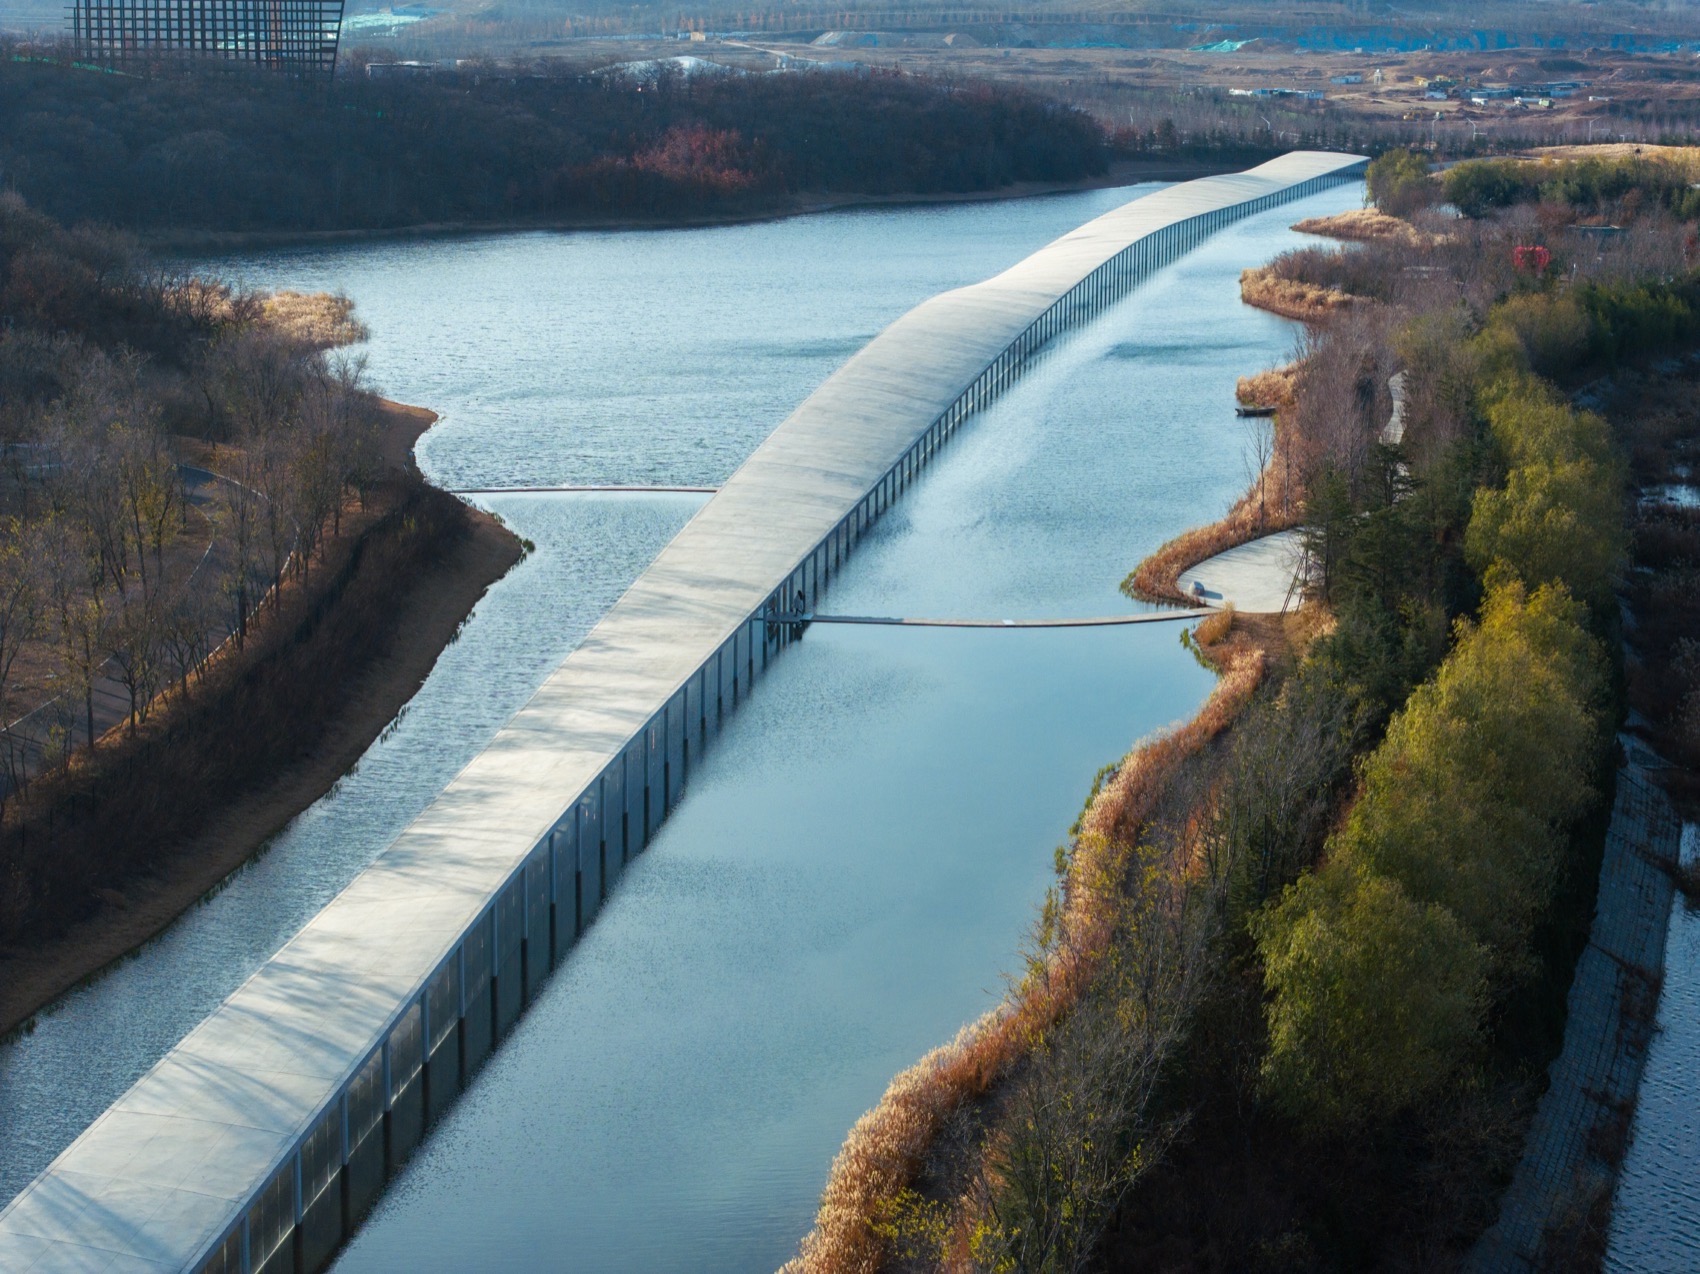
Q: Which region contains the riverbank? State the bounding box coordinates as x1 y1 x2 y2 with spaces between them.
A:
141 158 1244 252
788 353 1315 1271
0 399 522 1039
786 634 1272 1274
1124 382 1303 606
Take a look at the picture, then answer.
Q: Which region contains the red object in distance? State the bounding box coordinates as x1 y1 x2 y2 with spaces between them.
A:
1514 244 1552 272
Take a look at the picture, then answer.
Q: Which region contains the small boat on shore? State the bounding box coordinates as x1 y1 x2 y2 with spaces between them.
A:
1235 404 1278 417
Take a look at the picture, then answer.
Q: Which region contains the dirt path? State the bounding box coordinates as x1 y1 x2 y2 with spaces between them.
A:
0 401 523 1038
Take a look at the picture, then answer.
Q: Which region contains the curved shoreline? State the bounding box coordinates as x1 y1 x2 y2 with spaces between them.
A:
0 154 1368 1273
0 400 523 1040
143 157 1253 252
788 262 1322 1273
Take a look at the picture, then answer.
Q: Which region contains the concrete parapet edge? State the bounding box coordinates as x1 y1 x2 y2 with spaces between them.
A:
0 151 1366 1274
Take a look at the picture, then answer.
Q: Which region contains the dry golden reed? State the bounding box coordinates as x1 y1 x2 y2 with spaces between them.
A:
1235 363 1299 410
166 284 367 349
1125 439 1303 608
260 291 369 349
1239 266 1357 323
784 650 1266 1274
1529 142 1700 178
1291 208 1444 250
1193 603 1234 649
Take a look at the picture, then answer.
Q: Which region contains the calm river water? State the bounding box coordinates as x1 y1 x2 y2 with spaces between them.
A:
0 181 1361 1267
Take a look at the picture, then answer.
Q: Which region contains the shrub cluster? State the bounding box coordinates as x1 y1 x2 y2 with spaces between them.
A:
1366 146 1437 218
1443 154 1700 221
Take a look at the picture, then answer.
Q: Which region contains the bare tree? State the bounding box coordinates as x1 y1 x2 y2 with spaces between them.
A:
47 557 111 755
0 520 44 812
1243 418 1275 533
159 585 216 704
114 418 182 604
110 597 164 736
214 450 265 643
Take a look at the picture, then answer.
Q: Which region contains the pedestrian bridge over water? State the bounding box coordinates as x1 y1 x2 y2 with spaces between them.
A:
0 150 1365 1274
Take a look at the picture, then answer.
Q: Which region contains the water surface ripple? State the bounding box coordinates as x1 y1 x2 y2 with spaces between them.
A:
1 184 1168 1204
0 184 1361 1272
1607 823 1700 1271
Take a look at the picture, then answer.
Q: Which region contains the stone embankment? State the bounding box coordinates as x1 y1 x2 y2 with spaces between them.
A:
1468 750 1683 1270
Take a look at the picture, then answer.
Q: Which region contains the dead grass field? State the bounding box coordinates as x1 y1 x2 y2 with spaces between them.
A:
1236 361 1299 409
1529 142 1700 174
259 291 370 350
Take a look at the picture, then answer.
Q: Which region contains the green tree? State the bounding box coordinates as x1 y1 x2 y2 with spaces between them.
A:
1441 159 1533 218
1332 581 1605 971
1466 459 1624 605
1255 862 1487 1128
1366 148 1435 217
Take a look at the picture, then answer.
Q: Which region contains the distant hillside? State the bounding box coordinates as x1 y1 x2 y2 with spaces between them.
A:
0 49 1108 235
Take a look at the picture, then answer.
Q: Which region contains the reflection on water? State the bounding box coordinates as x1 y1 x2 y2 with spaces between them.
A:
1607 823 1700 1271
1640 483 1700 510
0 180 1365 1270
212 191 1168 495
342 623 1208 1274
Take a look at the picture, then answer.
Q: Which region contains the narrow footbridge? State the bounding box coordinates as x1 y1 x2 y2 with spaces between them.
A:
0 150 1365 1274
763 610 1199 628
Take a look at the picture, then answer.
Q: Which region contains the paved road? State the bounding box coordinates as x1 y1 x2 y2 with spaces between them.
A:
1176 528 1306 613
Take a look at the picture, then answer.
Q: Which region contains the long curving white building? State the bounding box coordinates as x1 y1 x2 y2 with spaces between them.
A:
0 150 1365 1274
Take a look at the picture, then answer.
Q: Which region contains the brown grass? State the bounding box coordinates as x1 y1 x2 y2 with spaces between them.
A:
164 282 368 350
1527 143 1700 178
1235 362 1299 410
783 649 1266 1274
1193 603 1234 649
1239 266 1358 323
1292 208 1444 250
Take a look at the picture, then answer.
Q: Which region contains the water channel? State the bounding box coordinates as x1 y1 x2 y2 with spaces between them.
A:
1607 821 1700 1270
0 180 1362 1266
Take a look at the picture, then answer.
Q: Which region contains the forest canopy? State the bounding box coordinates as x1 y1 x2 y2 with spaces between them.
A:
0 50 1109 232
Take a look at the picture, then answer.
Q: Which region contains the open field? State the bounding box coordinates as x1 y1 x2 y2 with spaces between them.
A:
280 0 1700 152
703 40 1700 147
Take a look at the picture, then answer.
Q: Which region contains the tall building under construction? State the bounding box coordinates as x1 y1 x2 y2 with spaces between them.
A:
69 0 345 76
